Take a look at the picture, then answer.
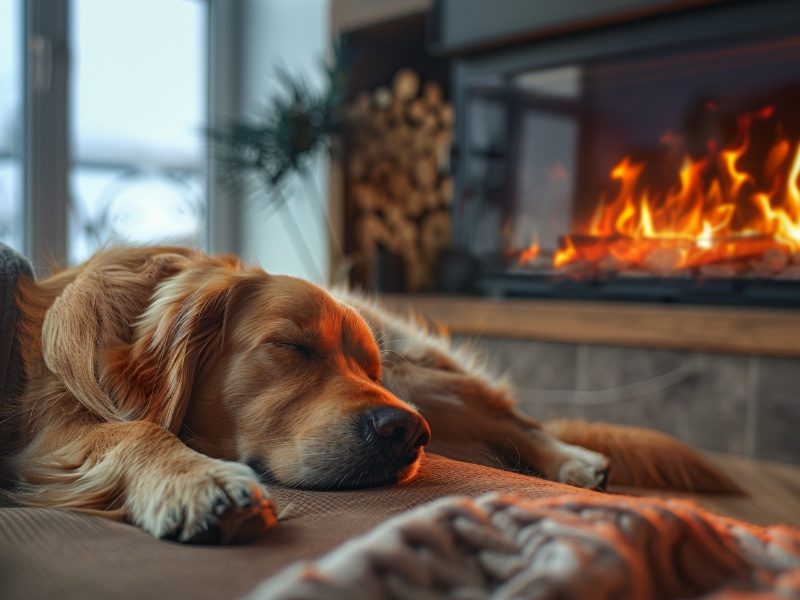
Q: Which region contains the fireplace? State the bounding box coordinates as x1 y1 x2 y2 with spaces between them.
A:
445 0 800 304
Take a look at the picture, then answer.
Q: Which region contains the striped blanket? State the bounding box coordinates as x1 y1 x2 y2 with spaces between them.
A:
249 493 800 599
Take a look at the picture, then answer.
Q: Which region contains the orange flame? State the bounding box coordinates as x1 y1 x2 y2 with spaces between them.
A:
518 233 541 265
553 235 577 268
553 106 800 272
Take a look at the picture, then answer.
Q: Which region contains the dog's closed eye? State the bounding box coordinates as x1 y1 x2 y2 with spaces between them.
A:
268 341 315 359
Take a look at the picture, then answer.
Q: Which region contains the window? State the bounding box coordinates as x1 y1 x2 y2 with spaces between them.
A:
69 0 207 263
0 0 23 252
7 0 214 265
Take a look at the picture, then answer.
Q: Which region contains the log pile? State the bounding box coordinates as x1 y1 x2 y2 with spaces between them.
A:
346 69 454 291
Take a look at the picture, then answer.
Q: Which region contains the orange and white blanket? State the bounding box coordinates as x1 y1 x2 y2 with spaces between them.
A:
249 493 800 599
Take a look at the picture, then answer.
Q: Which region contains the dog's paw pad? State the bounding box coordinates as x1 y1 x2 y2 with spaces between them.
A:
212 496 230 515
136 460 277 544
185 485 276 544
595 466 610 492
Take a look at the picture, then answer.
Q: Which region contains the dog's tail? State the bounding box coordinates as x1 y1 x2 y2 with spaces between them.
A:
544 419 744 495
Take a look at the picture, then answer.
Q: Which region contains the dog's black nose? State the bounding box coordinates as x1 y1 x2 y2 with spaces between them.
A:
362 407 431 461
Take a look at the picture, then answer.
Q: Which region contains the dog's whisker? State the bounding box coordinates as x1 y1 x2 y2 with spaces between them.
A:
380 349 413 367
374 331 392 347
0 405 37 426
505 437 523 471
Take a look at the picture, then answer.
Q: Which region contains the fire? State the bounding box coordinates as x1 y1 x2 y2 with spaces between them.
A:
518 233 541 264
551 106 800 274
553 235 576 268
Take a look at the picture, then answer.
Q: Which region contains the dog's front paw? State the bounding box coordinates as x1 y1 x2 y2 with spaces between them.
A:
553 441 610 491
129 460 277 544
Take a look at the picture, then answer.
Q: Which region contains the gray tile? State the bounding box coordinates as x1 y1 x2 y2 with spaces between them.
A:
456 336 579 422
453 336 757 455
573 345 748 453
753 357 800 464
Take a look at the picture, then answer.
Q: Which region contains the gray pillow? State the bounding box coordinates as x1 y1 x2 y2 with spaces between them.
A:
0 243 33 405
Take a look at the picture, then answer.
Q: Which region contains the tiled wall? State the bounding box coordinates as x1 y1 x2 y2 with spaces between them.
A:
459 337 800 464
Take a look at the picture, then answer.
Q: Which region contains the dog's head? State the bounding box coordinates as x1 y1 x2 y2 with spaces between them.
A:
113 261 430 490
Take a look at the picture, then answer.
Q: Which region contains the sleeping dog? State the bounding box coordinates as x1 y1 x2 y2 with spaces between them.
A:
2 247 738 543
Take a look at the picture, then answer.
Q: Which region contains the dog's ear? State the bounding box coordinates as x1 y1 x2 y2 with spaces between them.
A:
40 250 194 423
108 268 261 433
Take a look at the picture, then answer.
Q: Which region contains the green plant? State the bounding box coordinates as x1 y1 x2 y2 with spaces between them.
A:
208 47 348 280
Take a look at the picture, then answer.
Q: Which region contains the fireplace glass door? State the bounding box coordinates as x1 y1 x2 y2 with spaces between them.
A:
459 32 800 303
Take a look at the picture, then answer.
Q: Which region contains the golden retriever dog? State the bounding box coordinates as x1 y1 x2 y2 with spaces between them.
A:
2 246 739 544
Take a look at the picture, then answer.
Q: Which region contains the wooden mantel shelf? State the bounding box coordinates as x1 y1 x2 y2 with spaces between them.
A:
380 294 800 357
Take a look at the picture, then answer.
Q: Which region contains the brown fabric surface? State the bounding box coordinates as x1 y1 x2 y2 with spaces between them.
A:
0 454 588 600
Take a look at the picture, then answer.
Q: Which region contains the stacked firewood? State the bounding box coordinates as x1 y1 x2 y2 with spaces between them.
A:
346 69 454 291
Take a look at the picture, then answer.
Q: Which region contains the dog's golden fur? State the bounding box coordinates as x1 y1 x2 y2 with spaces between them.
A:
2 246 740 544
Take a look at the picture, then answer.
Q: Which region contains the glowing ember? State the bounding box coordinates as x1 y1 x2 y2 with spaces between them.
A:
543 105 800 276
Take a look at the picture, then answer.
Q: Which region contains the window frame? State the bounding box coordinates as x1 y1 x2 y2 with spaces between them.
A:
21 0 240 270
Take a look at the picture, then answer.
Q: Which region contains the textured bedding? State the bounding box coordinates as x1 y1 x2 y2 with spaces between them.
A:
250 493 800 600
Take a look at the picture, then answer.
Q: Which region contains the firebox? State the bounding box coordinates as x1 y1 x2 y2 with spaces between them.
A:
447 1 800 304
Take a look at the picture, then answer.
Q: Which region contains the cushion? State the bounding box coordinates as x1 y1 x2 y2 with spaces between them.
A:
0 242 33 405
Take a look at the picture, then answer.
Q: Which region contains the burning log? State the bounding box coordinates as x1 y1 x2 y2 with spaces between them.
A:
683 236 784 268
554 232 789 277
643 247 683 276
554 234 637 265
598 254 631 273
759 247 790 272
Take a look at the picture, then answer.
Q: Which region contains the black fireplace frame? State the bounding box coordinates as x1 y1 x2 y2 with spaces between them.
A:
438 0 800 305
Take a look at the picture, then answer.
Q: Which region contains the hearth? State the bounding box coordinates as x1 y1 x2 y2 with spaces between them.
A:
444 0 800 304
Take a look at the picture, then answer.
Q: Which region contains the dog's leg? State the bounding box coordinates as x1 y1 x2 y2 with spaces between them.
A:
15 420 275 543
493 408 611 490
430 403 610 489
